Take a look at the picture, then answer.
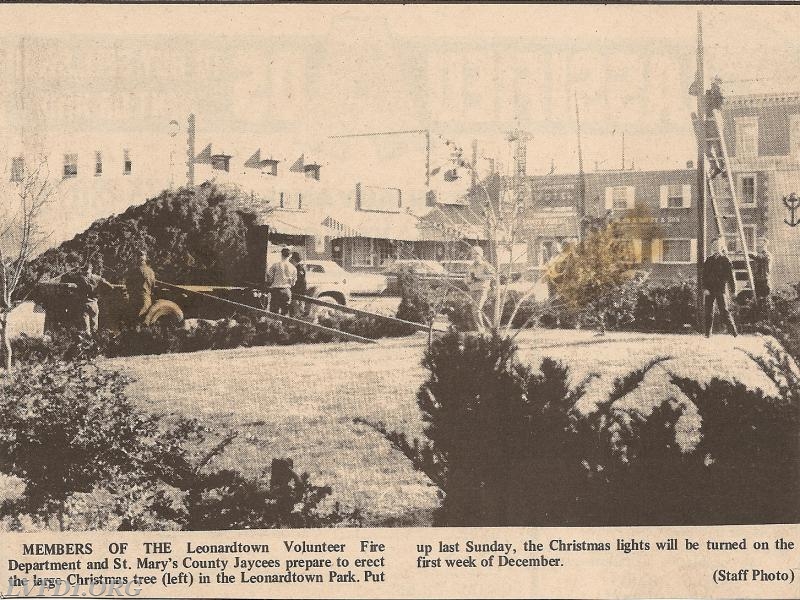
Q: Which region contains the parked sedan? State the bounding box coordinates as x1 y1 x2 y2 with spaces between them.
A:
302 260 351 305
346 270 389 295
505 266 550 301
382 259 457 295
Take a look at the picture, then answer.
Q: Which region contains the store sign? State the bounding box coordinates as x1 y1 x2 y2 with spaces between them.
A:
525 211 578 237
616 215 681 225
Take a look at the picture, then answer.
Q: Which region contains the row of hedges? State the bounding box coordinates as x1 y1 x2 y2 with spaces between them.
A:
0 359 358 531
544 281 800 335
400 331 798 526
11 311 418 365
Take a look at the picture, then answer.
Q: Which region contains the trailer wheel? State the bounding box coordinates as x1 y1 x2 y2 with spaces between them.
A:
144 299 184 326
318 292 346 306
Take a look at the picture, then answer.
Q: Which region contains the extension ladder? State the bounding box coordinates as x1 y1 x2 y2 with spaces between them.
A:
692 109 756 295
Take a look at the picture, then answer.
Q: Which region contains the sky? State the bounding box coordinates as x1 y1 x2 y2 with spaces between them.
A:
2 4 800 177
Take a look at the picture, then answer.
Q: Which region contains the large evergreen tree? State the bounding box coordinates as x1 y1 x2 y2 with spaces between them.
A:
26 184 261 287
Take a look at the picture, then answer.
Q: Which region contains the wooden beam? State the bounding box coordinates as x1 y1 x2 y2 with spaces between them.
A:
297 294 447 333
156 281 377 344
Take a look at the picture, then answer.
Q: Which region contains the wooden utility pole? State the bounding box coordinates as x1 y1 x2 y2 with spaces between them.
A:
575 93 587 239
695 11 707 332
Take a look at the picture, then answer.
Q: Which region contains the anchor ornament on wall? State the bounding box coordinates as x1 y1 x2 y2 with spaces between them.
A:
784 193 800 227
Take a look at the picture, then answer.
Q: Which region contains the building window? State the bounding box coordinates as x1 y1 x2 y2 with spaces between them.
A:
614 238 642 263
95 151 102 176
661 239 692 264
211 154 231 172
304 164 320 181
604 186 634 210
123 149 132 175
263 160 278 176
791 114 800 159
10 156 24 182
375 240 394 267
351 238 373 268
743 224 756 253
726 224 756 254
660 184 691 208
298 193 302 210
279 192 284 209
654 238 694 264
63 154 78 179
738 174 756 206
735 117 758 157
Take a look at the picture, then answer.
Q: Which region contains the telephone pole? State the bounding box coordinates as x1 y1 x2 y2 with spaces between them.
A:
695 11 707 332
575 93 587 238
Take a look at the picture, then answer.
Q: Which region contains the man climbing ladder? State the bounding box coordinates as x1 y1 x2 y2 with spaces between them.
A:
691 80 756 298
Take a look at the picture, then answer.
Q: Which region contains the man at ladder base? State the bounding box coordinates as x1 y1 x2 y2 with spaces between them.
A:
703 237 738 338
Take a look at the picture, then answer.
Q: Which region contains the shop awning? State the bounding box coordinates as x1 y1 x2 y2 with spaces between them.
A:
322 210 423 242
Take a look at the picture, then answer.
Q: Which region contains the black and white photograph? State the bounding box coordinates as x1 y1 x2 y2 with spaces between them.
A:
0 4 798 597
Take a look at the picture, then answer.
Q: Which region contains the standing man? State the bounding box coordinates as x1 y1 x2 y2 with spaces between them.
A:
751 237 773 301
703 237 738 337
65 262 113 337
267 247 297 315
465 245 494 332
289 251 307 317
124 250 156 325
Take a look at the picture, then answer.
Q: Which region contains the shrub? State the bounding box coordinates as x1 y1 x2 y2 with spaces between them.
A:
444 290 544 332
0 359 357 530
11 308 419 365
416 331 592 525
395 272 441 329
632 281 696 333
671 343 799 524
410 331 797 526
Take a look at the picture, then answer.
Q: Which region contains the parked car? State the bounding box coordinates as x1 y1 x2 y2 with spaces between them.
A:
442 259 522 285
381 259 454 295
440 260 472 278
345 270 389 296
505 266 550 302
302 260 351 305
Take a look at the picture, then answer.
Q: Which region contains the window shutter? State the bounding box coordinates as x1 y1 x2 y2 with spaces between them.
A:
626 186 635 209
604 187 613 210
682 184 692 208
690 238 698 264
651 238 662 263
632 239 643 263
659 185 668 209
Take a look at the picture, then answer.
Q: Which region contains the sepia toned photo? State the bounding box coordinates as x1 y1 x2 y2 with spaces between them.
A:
0 4 798 599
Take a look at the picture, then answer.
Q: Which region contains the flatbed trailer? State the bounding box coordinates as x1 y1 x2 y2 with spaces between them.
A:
35 278 444 342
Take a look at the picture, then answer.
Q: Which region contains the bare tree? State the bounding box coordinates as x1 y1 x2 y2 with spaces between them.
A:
408 162 543 338
0 158 57 371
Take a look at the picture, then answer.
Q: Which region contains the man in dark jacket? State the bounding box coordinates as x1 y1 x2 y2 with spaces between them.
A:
703 237 738 337
124 250 156 324
64 262 113 337
289 251 307 317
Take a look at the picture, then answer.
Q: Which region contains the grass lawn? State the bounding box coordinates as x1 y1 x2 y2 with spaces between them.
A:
105 329 781 527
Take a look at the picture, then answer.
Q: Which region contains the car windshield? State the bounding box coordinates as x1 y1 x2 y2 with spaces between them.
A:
305 261 345 274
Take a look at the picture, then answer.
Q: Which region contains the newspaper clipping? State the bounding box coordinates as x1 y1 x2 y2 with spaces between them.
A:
0 4 798 599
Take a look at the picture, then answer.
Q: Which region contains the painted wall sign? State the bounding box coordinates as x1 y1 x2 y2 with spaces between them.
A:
784 192 800 226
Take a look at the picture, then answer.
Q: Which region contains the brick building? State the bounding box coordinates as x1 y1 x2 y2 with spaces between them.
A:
721 92 800 289
526 168 707 283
